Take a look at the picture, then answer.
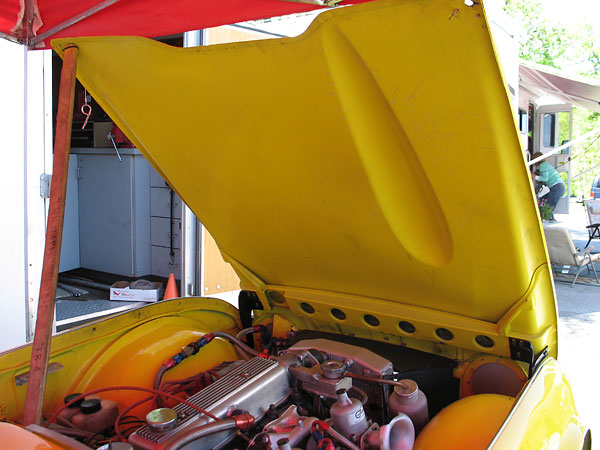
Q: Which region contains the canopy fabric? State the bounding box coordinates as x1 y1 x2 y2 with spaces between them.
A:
0 0 368 49
520 63 600 113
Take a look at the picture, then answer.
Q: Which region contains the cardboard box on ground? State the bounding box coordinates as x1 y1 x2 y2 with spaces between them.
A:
110 279 162 302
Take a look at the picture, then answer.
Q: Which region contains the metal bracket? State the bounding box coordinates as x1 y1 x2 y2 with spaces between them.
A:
40 174 52 198
531 346 549 376
509 338 535 377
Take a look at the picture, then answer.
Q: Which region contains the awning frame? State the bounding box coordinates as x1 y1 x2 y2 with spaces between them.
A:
30 0 122 47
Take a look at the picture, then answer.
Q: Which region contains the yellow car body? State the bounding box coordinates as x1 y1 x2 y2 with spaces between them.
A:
0 0 589 448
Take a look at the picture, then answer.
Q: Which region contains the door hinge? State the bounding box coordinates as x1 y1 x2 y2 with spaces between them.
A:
40 173 52 198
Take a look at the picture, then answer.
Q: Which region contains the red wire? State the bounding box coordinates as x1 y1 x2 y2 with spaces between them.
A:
46 385 219 430
160 374 208 385
114 394 154 442
154 371 215 409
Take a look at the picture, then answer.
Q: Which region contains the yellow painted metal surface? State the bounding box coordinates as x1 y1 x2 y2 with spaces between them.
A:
0 298 240 422
489 358 588 450
0 422 65 449
254 272 556 360
52 0 557 358
414 394 514 450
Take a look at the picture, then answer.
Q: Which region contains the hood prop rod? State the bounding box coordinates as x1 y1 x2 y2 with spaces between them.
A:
22 44 78 426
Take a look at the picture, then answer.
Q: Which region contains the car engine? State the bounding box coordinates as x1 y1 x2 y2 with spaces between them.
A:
120 331 458 450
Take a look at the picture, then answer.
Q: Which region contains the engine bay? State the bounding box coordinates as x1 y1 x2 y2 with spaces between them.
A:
131 331 456 450
39 326 527 450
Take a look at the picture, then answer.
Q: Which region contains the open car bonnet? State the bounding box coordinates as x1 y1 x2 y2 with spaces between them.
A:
53 0 557 360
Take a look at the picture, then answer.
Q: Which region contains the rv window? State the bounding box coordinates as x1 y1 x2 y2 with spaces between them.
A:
543 113 556 147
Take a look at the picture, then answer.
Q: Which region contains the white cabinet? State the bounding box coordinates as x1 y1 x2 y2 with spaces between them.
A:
75 149 151 277
64 149 184 280
151 246 181 278
150 167 169 188
150 187 182 219
59 154 81 272
149 166 182 279
151 217 181 249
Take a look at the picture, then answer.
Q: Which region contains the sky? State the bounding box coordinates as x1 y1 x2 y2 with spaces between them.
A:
543 0 600 32
537 0 600 42
522 0 599 78
486 0 599 37
258 0 600 42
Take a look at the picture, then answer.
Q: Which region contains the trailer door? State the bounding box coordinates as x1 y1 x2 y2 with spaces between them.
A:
534 104 573 214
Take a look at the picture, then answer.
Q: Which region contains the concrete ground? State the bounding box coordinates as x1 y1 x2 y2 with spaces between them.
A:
556 283 599 444
552 201 599 445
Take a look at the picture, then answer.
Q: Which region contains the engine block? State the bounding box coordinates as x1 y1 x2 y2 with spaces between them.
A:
129 357 290 450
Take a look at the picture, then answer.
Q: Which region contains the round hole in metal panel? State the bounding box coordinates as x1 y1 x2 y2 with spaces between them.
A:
268 290 286 304
364 314 380 327
398 321 416 334
331 308 346 320
475 335 494 348
436 328 454 341
300 302 315 314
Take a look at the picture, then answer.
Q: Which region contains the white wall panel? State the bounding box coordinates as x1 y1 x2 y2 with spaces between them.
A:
0 40 27 351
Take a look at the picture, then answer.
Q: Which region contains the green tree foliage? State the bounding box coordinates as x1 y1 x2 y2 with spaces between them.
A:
570 24 600 78
570 109 600 198
504 0 570 68
504 0 600 197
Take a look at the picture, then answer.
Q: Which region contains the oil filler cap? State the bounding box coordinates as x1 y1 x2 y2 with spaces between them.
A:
80 398 102 414
64 393 84 408
146 408 178 432
321 360 346 379
393 379 418 397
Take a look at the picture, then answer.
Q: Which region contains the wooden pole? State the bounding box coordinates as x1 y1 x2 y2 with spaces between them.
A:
22 45 78 426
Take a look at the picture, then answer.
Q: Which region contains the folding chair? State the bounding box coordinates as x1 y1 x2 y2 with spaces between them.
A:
543 226 600 287
583 199 600 249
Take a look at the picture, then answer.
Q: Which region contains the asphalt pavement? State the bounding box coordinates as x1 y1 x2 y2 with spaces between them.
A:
553 201 599 445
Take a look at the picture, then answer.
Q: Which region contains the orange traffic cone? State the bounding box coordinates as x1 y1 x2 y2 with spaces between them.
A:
163 273 179 300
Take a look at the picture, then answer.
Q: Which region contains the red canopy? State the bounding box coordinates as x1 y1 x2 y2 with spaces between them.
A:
0 0 368 49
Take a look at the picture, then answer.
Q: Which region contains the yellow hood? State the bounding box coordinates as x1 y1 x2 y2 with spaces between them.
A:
53 0 557 360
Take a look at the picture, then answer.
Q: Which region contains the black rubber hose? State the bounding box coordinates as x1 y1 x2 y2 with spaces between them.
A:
349 386 369 406
238 291 262 347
